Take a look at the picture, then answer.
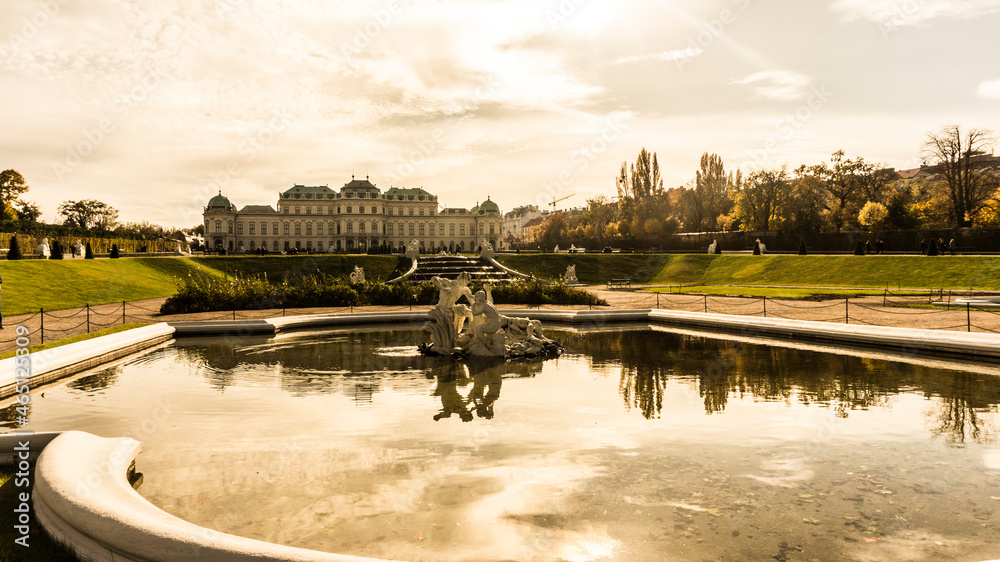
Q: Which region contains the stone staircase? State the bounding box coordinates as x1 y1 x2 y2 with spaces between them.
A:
407 255 523 283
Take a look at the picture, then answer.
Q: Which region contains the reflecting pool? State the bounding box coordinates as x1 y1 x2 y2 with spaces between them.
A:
6 326 1000 561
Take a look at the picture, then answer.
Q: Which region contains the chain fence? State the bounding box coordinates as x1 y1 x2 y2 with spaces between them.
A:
2 288 999 353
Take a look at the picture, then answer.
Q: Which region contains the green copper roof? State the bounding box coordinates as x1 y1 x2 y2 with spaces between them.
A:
281 185 337 199
206 193 236 211
239 205 277 214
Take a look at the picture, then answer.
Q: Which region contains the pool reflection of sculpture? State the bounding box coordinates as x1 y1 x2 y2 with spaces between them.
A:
420 272 562 358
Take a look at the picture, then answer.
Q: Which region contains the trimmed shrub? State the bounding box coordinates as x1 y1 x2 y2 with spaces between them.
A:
110 244 120 258
798 239 807 256
50 240 64 259
85 242 94 259
752 241 761 255
6 235 21 260
854 240 865 255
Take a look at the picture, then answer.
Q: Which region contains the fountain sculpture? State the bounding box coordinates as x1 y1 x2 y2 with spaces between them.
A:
349 265 365 284
420 272 561 358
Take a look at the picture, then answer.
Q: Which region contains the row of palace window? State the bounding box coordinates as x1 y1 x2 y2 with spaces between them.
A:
279 205 438 216
215 220 498 236
236 239 480 252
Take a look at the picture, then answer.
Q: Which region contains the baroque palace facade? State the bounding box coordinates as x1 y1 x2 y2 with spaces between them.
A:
203 177 502 254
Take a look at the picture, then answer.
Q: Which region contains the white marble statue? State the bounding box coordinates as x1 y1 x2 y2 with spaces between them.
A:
755 238 767 254
479 240 495 261
349 265 365 285
707 240 717 254
563 264 578 285
36 237 50 258
175 240 190 255
421 275 561 358
74 239 86 257
405 239 421 261
553 244 559 253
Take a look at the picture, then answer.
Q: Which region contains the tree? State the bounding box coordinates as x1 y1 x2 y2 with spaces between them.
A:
58 199 119 230
923 125 998 227
858 201 889 230
7 235 21 260
733 168 789 231
782 167 830 234
810 151 887 232
0 170 29 211
15 201 41 223
617 148 666 225
692 153 739 231
539 212 567 249
85 242 94 259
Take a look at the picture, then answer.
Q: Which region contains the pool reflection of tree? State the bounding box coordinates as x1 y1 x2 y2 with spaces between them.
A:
577 330 1000 445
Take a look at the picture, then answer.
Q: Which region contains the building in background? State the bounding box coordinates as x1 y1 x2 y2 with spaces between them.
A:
203 177 502 253
501 204 548 249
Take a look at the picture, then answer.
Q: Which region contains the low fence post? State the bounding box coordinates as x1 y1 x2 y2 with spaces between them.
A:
968 303 971 332
703 294 707 314
40 307 44 344
762 296 766 318
86 304 90 333
122 301 126 326
656 292 659 309
883 289 887 307
845 298 849 324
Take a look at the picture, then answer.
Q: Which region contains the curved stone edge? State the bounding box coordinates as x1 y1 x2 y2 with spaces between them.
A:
0 323 175 400
484 255 531 280
385 255 418 285
30 431 395 562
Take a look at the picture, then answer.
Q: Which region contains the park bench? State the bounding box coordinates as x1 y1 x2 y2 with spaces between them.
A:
607 279 631 288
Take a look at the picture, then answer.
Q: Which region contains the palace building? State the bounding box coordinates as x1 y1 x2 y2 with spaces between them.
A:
203 176 502 254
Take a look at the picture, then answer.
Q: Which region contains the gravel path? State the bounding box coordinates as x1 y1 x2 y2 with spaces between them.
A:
2 286 998 354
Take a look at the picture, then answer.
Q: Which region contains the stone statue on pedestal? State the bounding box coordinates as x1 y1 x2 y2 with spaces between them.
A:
420 274 561 358
349 265 365 285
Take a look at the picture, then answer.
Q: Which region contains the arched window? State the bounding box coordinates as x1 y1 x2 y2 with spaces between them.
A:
360 222 366 234
306 223 312 236
347 222 354 234
294 223 301 235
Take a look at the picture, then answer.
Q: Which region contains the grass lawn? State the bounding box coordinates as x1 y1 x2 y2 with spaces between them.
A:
0 323 150 360
0 255 405 316
0 471 78 561
648 254 1000 289
643 285 933 299
496 254 672 285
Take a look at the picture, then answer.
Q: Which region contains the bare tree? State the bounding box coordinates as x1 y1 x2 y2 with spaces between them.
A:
923 125 998 227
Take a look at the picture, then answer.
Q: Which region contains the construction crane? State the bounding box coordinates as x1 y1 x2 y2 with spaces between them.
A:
549 194 574 210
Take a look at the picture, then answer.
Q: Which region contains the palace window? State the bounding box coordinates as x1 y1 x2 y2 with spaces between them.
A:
215 221 222 233
272 223 278 235
347 222 354 234
317 241 324 251
273 241 278 252
306 206 312 215
283 223 290 235
439 224 444 235
360 223 366 234
419 224 424 236
306 223 312 236
260 222 266 234
249 223 255 235
371 221 377 233
295 223 301 235
237 223 244 235
449 224 455 235
408 208 414 216
295 207 300 215
347 206 352 213
409 224 415 235
459 225 465 235
317 222 323 235
479 224 484 235
388 208 393 216
419 208 424 216
388 224 394 235
490 224 495 235
284 207 289 214
228 221 233 234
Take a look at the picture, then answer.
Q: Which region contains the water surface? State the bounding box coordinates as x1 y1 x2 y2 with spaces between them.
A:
6 326 1000 561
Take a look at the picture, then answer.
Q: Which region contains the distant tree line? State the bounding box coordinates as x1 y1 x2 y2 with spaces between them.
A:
537 125 1000 246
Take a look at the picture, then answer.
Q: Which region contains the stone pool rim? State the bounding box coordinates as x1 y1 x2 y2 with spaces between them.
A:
5 309 1000 561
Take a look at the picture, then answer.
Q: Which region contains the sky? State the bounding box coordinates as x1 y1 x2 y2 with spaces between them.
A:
2 0 999 229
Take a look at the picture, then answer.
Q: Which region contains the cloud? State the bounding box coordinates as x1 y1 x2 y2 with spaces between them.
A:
729 71 812 101
610 47 704 65
829 0 1000 29
978 79 1000 99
